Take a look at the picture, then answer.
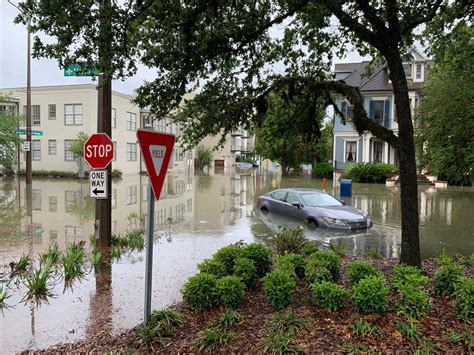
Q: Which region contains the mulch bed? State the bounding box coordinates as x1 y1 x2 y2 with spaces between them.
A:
29 258 473 353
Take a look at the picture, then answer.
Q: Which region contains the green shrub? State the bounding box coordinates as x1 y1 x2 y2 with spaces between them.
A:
111 169 123 179
302 242 318 256
310 281 348 311
343 163 396 183
240 243 273 277
436 249 454 265
139 308 185 347
346 260 381 286
259 331 305 354
453 276 473 320
274 226 307 256
262 270 297 309
306 264 332 284
434 263 465 297
216 276 246 308
39 243 62 264
197 258 228 277
391 264 426 290
312 162 334 179
213 244 242 275
275 253 306 279
182 273 218 311
352 275 389 313
194 310 239 352
307 251 341 280
396 284 432 319
233 257 257 289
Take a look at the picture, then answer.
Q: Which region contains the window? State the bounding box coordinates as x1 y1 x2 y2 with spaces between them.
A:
113 141 117 161
32 140 41 161
126 143 137 161
30 105 41 126
415 64 422 80
286 192 300 205
126 112 137 131
50 230 58 241
373 140 383 163
157 119 166 132
49 196 57 212
126 185 137 205
65 191 79 212
48 104 56 120
64 140 75 161
48 140 57 155
174 147 184 161
111 108 116 128
345 141 357 162
64 104 83 125
403 63 412 78
272 190 287 201
340 101 353 121
33 189 42 210
369 99 391 128
370 100 385 124
143 115 152 128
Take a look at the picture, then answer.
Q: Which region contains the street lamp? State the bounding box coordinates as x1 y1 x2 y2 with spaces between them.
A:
7 0 32 187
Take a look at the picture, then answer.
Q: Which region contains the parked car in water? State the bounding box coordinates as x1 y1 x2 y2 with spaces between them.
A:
256 188 372 230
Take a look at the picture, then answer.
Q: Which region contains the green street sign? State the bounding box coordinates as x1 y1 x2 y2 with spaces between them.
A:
15 129 43 136
64 65 98 77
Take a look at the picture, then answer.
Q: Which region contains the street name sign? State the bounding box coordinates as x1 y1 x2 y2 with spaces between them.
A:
84 133 114 169
15 129 43 136
137 129 175 324
64 65 99 77
137 130 176 200
89 170 108 199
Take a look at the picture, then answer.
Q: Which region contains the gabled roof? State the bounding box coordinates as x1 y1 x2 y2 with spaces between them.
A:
335 61 426 92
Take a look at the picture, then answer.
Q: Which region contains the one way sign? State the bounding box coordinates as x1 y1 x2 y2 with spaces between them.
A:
89 170 108 199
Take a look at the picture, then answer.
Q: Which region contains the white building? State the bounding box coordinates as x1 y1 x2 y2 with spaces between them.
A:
0 84 192 175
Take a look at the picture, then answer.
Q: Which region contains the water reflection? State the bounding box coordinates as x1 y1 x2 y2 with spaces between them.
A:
0 169 473 353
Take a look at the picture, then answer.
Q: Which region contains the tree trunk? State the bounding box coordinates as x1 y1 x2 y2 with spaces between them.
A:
386 50 421 268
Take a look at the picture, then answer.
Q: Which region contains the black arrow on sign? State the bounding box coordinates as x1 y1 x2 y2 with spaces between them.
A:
93 188 105 195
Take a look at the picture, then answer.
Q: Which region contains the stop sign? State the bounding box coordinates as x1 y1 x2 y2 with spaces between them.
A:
84 133 114 169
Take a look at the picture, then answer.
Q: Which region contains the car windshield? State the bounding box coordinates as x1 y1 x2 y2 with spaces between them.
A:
301 193 343 207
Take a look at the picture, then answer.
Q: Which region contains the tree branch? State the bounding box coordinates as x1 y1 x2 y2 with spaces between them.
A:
320 0 383 48
401 0 444 35
272 76 399 147
355 0 388 34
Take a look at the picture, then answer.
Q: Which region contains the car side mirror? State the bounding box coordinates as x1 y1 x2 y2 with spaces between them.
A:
291 202 301 208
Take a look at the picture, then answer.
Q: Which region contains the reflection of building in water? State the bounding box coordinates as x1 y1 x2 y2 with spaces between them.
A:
194 171 256 230
419 188 452 226
0 171 194 264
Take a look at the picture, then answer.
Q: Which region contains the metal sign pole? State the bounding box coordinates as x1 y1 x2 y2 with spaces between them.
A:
144 180 155 324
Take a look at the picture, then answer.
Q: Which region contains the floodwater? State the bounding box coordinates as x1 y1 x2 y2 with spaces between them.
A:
0 169 473 353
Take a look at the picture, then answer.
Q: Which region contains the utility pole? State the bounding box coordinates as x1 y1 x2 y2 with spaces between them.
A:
95 0 112 247
7 0 33 222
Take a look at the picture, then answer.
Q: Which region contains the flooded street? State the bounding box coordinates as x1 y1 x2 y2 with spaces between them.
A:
1 169 473 353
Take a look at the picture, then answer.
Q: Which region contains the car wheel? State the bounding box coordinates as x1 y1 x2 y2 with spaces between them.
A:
305 219 318 230
260 206 269 214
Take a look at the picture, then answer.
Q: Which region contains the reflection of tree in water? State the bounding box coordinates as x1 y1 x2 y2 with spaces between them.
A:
68 195 95 222
0 180 24 236
196 173 214 193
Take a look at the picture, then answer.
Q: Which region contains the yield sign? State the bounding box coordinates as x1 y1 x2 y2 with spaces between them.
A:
137 130 175 200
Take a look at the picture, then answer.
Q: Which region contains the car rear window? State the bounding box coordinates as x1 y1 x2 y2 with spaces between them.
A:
301 193 343 207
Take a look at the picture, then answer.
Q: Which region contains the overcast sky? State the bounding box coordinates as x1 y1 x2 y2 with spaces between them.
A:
1 2 368 96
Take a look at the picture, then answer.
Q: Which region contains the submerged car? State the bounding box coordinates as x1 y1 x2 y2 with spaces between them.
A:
257 188 372 230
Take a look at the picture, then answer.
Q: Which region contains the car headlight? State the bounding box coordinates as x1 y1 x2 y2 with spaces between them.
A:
322 217 347 226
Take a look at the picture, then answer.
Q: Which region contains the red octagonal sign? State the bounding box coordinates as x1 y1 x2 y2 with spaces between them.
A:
84 133 114 169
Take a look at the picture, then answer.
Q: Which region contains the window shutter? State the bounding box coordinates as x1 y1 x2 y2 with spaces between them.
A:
369 100 374 118
384 99 391 127
340 101 347 119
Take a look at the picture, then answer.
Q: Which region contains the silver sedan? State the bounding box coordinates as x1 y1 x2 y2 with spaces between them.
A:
256 188 372 230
